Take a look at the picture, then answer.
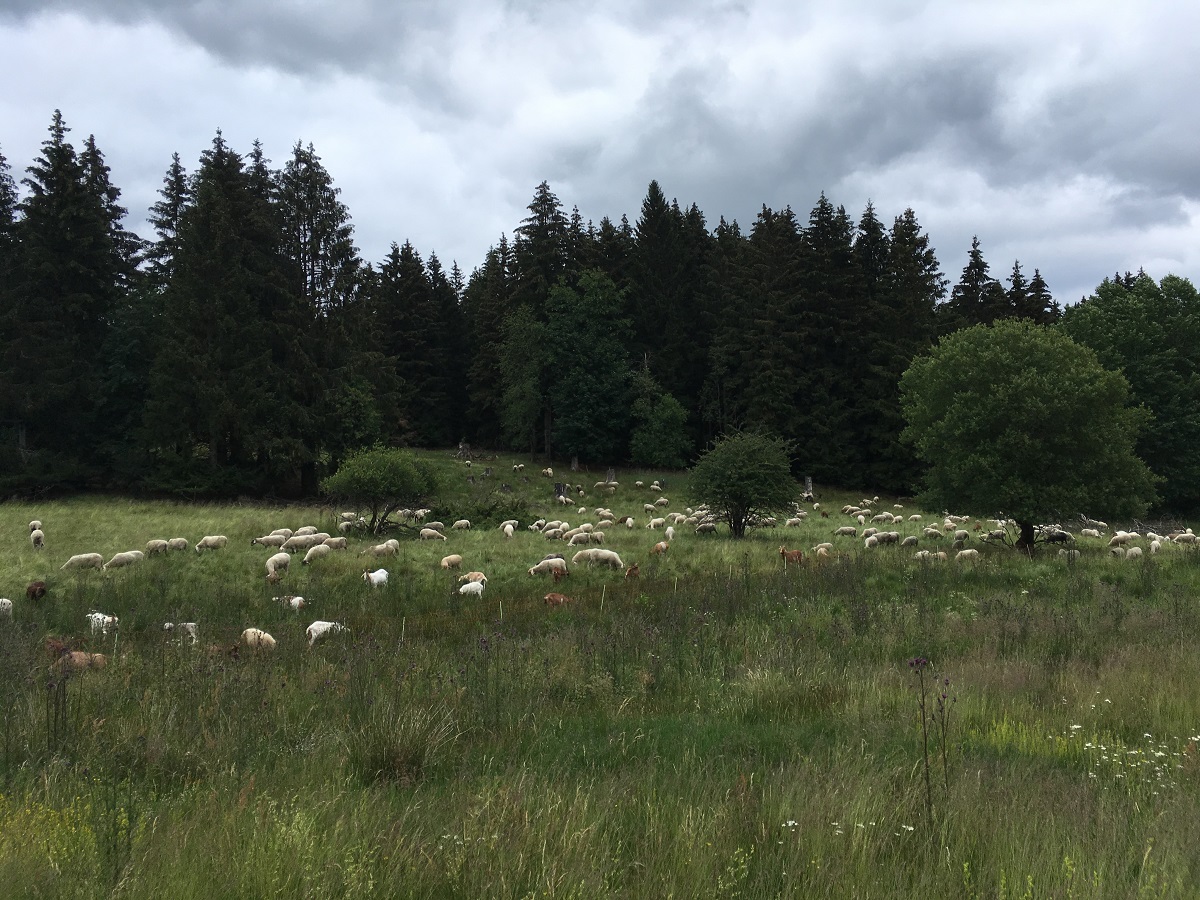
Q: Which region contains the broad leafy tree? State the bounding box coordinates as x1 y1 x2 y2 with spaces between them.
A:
321 447 440 533
1062 272 1200 511
900 319 1158 549
688 432 799 538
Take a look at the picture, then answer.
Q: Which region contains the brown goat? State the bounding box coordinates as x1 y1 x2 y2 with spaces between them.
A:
26 580 47 601
624 563 640 579
779 546 805 565
544 592 572 607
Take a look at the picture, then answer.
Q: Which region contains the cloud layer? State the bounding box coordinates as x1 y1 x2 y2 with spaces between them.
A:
2 0 1198 302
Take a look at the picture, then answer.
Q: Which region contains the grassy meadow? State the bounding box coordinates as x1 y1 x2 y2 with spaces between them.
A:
2 450 1200 897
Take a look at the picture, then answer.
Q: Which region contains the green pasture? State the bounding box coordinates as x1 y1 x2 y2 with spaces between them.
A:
1 451 1199 897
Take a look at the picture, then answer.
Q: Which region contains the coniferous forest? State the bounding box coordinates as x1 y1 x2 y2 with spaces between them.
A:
11 110 1200 506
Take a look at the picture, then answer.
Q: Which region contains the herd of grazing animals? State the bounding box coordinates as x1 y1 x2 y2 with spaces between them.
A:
5 474 1196 673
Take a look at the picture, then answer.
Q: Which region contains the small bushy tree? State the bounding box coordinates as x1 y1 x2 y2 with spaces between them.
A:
688 432 798 538
900 319 1157 549
321 447 439 533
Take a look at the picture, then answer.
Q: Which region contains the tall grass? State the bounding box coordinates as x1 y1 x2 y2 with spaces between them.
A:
1 456 1200 895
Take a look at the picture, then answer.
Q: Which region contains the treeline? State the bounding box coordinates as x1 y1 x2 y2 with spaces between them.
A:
1 111 1068 498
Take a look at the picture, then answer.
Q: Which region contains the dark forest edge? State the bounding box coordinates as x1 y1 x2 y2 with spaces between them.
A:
2 112 1198 512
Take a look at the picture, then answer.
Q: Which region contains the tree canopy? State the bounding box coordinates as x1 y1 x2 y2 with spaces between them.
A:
688 432 799 538
320 447 440 533
899 319 1158 548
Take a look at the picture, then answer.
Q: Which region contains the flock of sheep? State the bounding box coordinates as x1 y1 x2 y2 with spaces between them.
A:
8 474 1196 671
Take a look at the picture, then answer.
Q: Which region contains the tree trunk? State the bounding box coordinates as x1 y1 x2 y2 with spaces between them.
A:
1015 520 1036 557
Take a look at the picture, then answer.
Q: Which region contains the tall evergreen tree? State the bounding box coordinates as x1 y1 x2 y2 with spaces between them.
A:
941 236 1008 330
146 152 192 290
1026 268 1060 323
462 235 516 445
512 181 568 316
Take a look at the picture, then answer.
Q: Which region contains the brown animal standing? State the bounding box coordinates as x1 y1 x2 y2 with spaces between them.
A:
52 651 107 673
26 581 47 601
544 592 572 607
779 546 805 565
650 541 669 555
624 563 640 579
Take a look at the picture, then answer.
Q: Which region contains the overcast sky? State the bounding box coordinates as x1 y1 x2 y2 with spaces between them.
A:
2 1 1198 304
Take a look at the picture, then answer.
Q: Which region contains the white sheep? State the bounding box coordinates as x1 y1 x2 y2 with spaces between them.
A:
275 595 307 611
588 549 625 569
167 538 189 551
458 571 488 584
87 611 119 635
1080 528 1102 539
306 620 348 648
664 526 675 542
61 552 104 571
265 552 291 580
360 542 398 557
337 521 354 534
30 529 45 550
1125 546 1144 559
251 534 288 548
163 622 198 645
196 535 228 552
419 528 447 541
29 519 42 533
503 523 515 539
270 528 294 539
323 536 348 550
241 627 276 650
301 544 331 566
864 535 879 549
363 568 389 587
145 539 170 555
647 518 666 529
441 554 463 569
452 519 472 530
695 522 715 534
103 550 145 570
1150 539 1162 554
458 581 485 597
567 532 592 546
528 558 569 576
956 549 980 561
282 534 320 552
833 526 857 537
294 526 318 536
0 598 12 618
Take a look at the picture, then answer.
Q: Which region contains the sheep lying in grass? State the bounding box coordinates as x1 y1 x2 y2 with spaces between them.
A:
103 550 144 570
54 651 107 673
363 568 389 587
163 622 199 645
61 553 103 571
544 592 571 607
241 628 276 650
196 535 228 552
87 612 119 635
306 621 348 648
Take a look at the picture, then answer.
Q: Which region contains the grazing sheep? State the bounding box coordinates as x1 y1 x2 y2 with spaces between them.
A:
103 550 144 570
1126 546 1144 559
360 542 398 558
251 534 288 548
1058 549 1081 561
542 467 553 477
589 549 625 569
452 519 472 530
590 531 605 544
145 539 170 555
167 538 189 551
61 553 104 571
695 522 716 534
294 526 318 536
953 530 970 542
323 536 348 550
0 598 12 618
458 571 488 584
1080 528 1102 539
956 549 980 561
643 504 656 515
241 628 276 650
86 612 119 635
544 592 571 607
441 554 463 569
270 528 294 539
458 580 485 597
664 525 676 542
419 528 447 541
1150 539 1162 554
499 520 519 531
30 529 45 550
337 521 354 534
651 541 670 555
196 535 228 552
1108 531 1136 547
1174 533 1197 544
833 526 857 537
29 519 42 533
864 535 879 549
528 557 570 576
265 552 291 580
301 544 331 565
275 595 307 611
163 622 199 645
1110 546 1127 558
26 581 47 601
282 534 320 552
306 621 348 648
901 536 919 547
362 568 389 587
647 518 666 529
425 522 446 532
